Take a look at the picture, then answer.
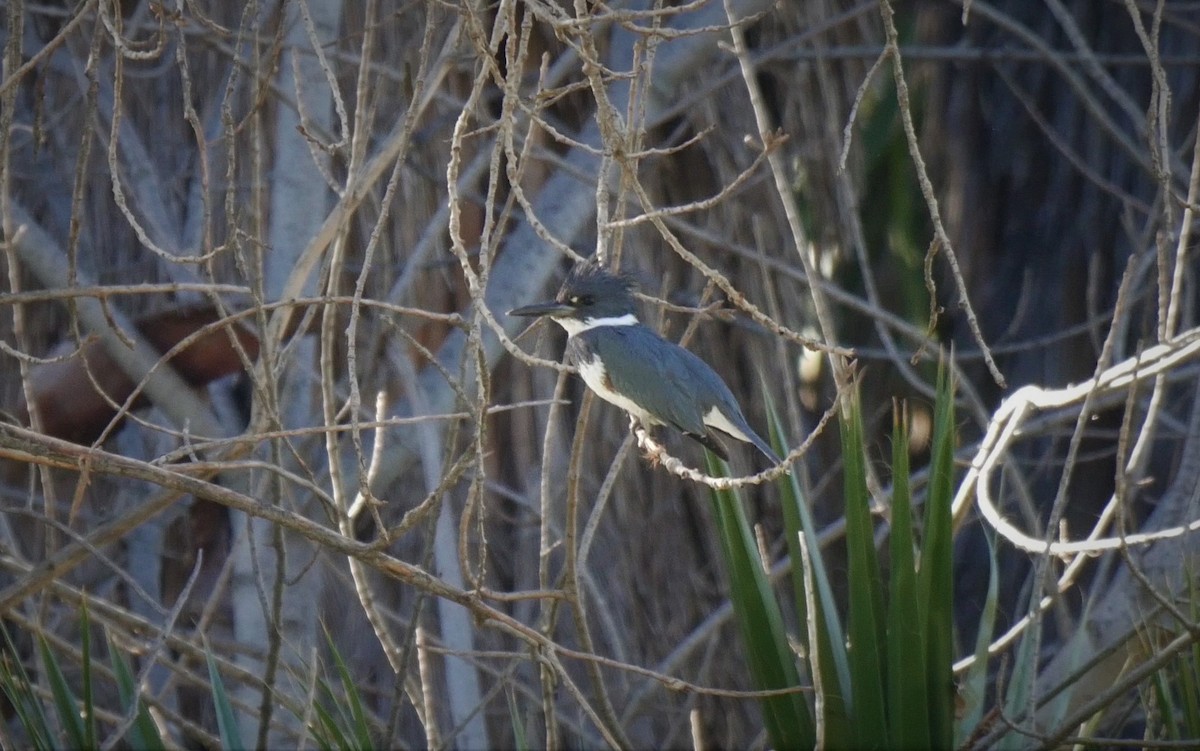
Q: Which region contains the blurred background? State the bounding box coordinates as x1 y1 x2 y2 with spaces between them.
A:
2 0 1199 747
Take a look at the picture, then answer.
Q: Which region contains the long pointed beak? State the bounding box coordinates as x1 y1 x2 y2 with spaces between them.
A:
508 300 573 318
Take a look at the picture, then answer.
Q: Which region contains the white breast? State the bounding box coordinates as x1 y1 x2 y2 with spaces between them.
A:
577 356 660 426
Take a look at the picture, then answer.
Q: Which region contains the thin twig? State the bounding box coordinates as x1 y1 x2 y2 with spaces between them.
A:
878 0 1006 388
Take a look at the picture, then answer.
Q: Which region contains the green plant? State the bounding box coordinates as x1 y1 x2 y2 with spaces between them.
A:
0 601 163 751
705 365 958 748
1145 576 1200 742
307 628 377 751
204 640 242 751
704 450 813 750
0 608 381 751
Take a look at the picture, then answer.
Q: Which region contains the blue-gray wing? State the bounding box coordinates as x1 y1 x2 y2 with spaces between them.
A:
572 326 733 436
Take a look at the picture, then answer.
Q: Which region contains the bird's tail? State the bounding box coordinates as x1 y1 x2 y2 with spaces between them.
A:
746 429 782 466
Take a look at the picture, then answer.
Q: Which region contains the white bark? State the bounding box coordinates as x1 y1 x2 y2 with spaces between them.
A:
229 0 339 745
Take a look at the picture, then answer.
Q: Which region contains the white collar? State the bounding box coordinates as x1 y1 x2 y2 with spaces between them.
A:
554 313 638 337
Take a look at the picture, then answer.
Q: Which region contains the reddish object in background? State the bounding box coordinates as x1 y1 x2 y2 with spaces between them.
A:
16 307 259 445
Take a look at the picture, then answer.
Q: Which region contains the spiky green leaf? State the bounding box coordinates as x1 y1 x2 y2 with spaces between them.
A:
38 635 87 750
766 394 852 744
840 387 889 745
887 401 930 749
205 642 243 751
920 363 957 749
704 451 813 750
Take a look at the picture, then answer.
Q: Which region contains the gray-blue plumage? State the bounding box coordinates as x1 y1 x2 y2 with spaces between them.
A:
509 261 781 464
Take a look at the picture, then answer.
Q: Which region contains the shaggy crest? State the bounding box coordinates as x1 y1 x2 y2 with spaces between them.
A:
556 259 638 310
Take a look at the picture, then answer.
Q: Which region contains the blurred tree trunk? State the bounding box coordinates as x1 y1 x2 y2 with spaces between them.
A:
920 0 1200 733
228 0 338 745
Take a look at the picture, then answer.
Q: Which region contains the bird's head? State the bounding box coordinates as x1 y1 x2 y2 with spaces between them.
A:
508 260 639 334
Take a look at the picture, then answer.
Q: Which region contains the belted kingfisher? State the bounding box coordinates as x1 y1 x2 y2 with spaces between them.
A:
509 261 781 464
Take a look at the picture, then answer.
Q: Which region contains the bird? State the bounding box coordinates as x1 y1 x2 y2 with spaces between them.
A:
508 260 782 464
